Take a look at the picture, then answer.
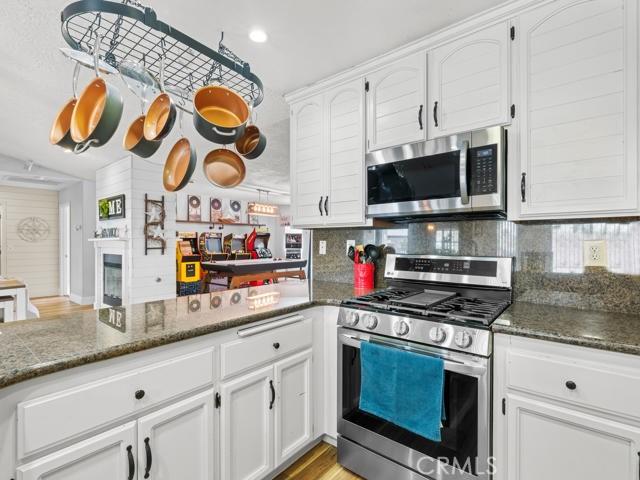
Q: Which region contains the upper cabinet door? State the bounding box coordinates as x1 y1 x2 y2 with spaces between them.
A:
290 95 326 227
326 79 366 226
137 390 215 480
17 422 136 480
366 52 427 152
220 366 274 480
428 22 511 138
516 0 638 219
274 349 313 466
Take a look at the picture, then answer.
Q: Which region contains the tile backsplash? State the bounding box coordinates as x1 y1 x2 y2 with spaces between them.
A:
312 218 640 314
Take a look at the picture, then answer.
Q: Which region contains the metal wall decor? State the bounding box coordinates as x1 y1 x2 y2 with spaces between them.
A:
17 217 50 243
144 194 166 254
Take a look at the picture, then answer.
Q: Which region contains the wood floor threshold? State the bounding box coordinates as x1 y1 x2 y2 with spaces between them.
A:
277 442 362 479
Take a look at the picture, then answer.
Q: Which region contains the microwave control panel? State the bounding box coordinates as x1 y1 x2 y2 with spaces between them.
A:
469 145 498 195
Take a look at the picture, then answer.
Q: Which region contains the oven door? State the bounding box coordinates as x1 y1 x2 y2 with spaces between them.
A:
337 328 491 480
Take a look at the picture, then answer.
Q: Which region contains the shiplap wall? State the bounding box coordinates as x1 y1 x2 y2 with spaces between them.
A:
0 186 59 297
129 159 176 304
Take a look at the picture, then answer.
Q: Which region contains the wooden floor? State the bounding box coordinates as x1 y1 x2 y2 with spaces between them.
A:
31 296 93 318
277 442 361 480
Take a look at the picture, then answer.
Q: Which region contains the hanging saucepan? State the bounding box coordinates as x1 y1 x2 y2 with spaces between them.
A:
143 56 176 141
202 148 246 188
193 85 250 144
123 110 162 158
50 62 82 151
70 36 124 153
235 107 266 159
163 138 197 192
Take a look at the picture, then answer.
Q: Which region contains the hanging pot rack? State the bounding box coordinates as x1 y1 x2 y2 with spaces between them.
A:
60 0 264 108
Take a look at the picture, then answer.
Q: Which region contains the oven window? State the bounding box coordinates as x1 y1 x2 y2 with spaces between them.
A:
367 150 461 205
341 343 478 475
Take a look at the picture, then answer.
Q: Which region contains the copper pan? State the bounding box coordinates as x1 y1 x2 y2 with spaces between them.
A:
144 57 176 141
163 138 197 192
202 149 246 188
123 115 161 158
193 85 250 144
50 62 81 151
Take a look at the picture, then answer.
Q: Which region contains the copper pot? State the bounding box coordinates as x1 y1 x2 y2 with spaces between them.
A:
123 115 162 158
50 62 81 151
163 138 197 192
235 125 267 160
143 92 176 141
193 86 250 144
202 149 246 188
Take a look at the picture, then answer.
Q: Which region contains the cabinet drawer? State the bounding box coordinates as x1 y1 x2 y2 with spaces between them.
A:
17 348 214 458
507 349 640 419
221 315 312 379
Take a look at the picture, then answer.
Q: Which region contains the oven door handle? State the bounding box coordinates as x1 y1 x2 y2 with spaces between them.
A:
339 333 487 377
459 140 470 205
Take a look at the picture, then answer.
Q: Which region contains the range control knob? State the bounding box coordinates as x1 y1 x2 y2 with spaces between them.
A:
394 320 410 336
428 326 447 344
345 311 359 326
454 330 473 349
362 314 379 330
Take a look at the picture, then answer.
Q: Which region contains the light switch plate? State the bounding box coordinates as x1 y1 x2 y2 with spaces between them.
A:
583 240 607 267
346 239 355 255
319 240 327 255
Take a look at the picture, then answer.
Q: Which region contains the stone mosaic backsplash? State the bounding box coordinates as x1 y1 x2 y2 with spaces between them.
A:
312 218 640 314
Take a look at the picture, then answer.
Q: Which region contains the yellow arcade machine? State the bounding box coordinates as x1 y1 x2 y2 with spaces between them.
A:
176 232 201 295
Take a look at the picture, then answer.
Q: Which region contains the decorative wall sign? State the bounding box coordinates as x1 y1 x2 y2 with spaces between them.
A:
17 217 50 242
188 195 201 222
98 195 126 220
210 197 223 222
144 194 166 255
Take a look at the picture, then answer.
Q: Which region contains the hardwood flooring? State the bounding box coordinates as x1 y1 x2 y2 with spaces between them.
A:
31 296 93 318
277 442 362 480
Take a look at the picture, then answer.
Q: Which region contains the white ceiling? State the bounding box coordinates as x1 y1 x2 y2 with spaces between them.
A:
0 0 507 192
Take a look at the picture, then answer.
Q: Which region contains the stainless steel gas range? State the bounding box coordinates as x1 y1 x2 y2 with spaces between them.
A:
337 254 513 480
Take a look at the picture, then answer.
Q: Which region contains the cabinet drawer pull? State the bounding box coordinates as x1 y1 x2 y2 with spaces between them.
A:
144 437 152 478
273 342 280 350
418 104 424 130
318 196 324 216
324 196 329 216
269 380 276 410
565 380 577 390
127 445 135 480
433 101 438 127
135 389 145 400
520 173 526 202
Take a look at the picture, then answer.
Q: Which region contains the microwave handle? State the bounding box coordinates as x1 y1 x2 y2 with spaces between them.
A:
459 140 470 205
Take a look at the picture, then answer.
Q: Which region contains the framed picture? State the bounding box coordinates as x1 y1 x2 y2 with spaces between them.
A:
98 195 126 220
188 195 201 221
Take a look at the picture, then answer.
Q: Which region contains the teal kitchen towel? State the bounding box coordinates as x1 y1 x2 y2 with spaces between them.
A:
359 341 444 442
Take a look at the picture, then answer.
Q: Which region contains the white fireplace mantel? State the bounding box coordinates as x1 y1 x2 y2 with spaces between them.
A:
91 238 130 309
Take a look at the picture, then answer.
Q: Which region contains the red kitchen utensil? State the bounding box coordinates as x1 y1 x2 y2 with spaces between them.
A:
354 262 375 289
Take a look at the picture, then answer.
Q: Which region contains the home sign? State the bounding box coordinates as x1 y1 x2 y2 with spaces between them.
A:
99 194 126 220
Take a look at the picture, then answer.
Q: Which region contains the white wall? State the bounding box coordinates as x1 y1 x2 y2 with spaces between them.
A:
59 180 96 304
0 186 59 297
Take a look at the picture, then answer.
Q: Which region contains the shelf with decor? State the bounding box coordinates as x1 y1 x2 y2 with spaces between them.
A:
175 220 265 227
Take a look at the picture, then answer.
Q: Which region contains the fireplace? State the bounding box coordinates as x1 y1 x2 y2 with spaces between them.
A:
103 254 123 307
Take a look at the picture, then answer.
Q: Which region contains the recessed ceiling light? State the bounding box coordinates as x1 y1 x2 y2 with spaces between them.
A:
249 29 268 43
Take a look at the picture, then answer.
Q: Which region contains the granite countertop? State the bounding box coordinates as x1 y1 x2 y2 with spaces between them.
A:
0 280 358 390
493 302 640 355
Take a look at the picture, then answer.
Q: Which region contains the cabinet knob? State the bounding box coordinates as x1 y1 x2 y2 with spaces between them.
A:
273 342 280 350
135 389 146 400
565 380 577 390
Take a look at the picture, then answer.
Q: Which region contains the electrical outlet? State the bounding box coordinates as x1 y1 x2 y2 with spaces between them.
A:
346 239 355 255
319 240 327 255
583 240 607 267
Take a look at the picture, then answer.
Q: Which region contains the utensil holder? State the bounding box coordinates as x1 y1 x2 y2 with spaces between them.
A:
354 263 375 289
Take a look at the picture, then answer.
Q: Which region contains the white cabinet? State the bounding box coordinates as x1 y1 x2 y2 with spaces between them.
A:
219 349 313 480
275 350 313 464
494 334 640 480
365 53 427 151
290 95 325 227
514 0 639 219
290 80 367 228
17 422 136 480
506 394 640 480
427 21 511 138
220 365 273 480
137 390 215 480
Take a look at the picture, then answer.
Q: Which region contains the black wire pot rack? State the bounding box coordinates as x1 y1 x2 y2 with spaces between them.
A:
60 0 264 106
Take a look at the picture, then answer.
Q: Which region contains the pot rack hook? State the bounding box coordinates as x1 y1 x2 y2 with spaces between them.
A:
158 53 166 93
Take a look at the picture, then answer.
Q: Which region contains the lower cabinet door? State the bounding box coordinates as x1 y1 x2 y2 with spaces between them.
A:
220 366 274 480
275 349 313 465
137 390 215 480
507 394 640 480
17 422 136 480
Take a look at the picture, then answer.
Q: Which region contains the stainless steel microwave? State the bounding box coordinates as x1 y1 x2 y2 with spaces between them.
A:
366 126 506 219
